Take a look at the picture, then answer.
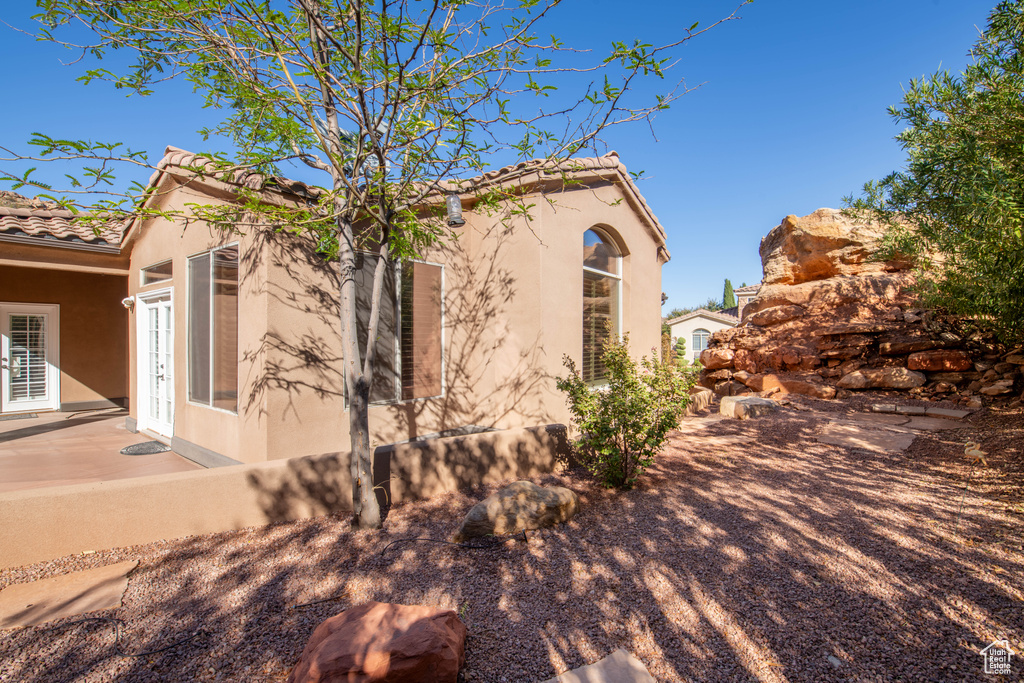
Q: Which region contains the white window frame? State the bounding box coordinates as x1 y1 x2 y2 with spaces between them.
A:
0 302 60 414
186 243 239 415
140 259 173 287
582 228 623 385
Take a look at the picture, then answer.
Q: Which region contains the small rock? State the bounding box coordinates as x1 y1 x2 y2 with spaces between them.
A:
827 655 842 669
720 396 779 420
453 481 579 542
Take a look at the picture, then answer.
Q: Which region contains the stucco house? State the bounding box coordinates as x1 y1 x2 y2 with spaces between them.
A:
733 282 761 320
1 147 668 468
0 194 128 414
666 308 739 362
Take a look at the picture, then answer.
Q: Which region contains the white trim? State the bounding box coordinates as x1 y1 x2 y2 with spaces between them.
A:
0 303 60 413
136 288 174 436
140 259 173 287
185 243 240 414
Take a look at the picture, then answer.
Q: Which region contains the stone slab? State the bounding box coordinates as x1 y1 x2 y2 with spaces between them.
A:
816 424 917 453
895 405 927 416
870 404 897 413
903 416 968 432
0 560 137 628
839 413 910 427
539 649 655 683
924 407 973 420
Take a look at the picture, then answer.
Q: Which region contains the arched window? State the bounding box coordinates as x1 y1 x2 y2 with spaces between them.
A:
692 328 710 361
582 229 621 383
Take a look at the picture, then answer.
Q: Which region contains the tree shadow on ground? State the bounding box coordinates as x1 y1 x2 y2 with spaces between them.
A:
3 406 1022 682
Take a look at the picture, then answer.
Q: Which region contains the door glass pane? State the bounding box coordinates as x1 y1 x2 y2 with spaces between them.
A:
149 307 160 417
163 303 173 421
9 314 47 401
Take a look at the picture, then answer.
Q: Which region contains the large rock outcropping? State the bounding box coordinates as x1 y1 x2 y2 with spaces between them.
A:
700 209 1021 406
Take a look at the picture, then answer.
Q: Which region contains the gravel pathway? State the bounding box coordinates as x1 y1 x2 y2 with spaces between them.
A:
2 401 1022 682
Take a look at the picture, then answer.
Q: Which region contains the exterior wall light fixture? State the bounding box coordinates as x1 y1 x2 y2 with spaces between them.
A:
445 193 465 227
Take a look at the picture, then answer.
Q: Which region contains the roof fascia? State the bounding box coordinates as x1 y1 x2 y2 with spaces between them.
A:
0 232 121 255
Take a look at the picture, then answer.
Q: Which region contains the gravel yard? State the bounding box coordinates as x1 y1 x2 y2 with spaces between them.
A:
2 398 1022 682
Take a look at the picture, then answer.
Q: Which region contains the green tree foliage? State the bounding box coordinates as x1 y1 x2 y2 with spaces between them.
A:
722 278 736 308
702 296 724 312
846 0 1024 344
557 334 693 489
3 0 751 528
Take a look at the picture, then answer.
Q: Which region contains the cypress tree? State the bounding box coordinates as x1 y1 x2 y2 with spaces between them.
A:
723 279 736 308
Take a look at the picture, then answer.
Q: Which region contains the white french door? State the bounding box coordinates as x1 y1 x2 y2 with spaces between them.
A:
0 303 60 414
137 292 174 436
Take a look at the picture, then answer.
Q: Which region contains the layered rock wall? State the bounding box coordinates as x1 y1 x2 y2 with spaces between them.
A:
700 209 1022 406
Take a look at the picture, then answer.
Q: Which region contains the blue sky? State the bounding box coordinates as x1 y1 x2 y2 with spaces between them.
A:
0 0 999 311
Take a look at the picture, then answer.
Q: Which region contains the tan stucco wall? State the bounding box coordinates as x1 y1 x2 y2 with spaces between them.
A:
126 173 664 464
0 424 567 569
0 264 128 406
127 178 269 461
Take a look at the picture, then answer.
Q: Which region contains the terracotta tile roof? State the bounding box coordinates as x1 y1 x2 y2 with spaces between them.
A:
445 151 667 247
151 146 320 198
0 205 123 247
665 308 739 327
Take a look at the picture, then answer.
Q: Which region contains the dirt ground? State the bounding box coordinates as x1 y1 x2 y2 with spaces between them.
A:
1 394 1022 682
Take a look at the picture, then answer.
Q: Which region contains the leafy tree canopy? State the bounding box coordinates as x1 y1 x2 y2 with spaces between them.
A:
846 0 1024 344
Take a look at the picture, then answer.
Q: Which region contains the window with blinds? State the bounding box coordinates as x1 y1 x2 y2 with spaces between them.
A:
582 229 620 384
8 314 47 401
400 261 443 400
349 257 443 403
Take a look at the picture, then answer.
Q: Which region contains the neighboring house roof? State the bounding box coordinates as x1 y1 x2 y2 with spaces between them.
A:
0 205 123 251
665 308 739 327
734 283 761 295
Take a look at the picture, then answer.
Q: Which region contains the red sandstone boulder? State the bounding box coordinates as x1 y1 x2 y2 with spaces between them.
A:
747 304 805 327
700 347 735 370
836 367 926 390
759 209 909 286
288 602 466 683
759 374 837 399
907 350 973 372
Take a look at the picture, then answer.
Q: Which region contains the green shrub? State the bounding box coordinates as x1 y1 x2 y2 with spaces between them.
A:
557 333 694 489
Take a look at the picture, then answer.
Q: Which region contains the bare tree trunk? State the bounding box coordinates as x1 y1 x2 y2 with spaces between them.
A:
347 371 381 529
337 212 382 529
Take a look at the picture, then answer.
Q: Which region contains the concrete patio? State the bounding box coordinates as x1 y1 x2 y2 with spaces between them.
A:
0 410 200 493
